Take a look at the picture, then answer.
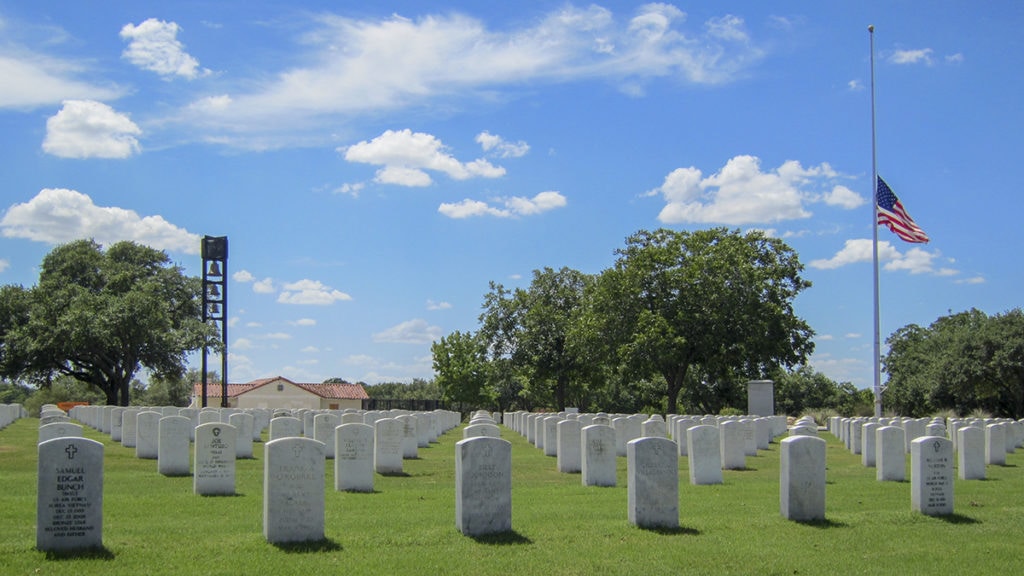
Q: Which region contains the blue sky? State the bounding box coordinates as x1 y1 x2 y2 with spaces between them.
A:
1 1 1021 391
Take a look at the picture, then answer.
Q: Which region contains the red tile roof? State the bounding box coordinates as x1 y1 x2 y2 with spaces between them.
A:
192 376 369 400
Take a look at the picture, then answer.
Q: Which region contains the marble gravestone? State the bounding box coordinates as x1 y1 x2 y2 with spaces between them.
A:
627 437 679 529
687 424 723 485
194 422 237 496
158 415 192 477
264 437 326 544
334 423 375 492
455 436 512 536
780 435 826 522
911 436 954 516
36 437 104 552
581 424 617 487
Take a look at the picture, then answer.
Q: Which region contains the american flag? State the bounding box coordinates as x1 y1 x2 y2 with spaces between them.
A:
876 177 929 243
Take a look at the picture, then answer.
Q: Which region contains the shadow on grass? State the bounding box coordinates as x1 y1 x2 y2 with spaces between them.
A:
378 471 411 478
272 537 343 553
933 513 981 525
791 518 849 529
468 530 533 545
198 492 246 498
638 525 701 536
44 546 115 561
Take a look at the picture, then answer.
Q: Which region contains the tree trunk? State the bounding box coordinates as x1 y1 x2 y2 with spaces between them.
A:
555 374 568 411
664 363 689 415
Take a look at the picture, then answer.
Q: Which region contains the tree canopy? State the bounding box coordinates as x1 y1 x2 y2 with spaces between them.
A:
884 308 1024 418
0 240 213 406
587 228 814 414
433 228 816 414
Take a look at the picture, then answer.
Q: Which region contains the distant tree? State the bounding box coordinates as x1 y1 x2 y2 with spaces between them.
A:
588 228 814 414
0 240 214 406
362 379 441 400
432 330 491 407
0 380 33 405
134 372 194 407
772 365 849 416
22 374 106 416
886 308 1024 418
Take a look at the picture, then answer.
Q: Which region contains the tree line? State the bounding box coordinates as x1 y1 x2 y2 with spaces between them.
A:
432 227 823 415
3 234 1018 419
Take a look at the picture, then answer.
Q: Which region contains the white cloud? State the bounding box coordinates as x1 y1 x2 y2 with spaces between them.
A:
955 276 985 285
889 48 934 66
946 53 964 64
261 332 292 340
476 131 530 158
343 129 505 186
181 6 764 146
845 333 861 339
334 182 365 197
301 346 320 353
120 18 209 79
822 185 865 209
427 299 452 310
233 338 255 350
253 278 276 294
278 279 352 305
848 79 864 91
649 156 852 225
809 238 958 276
0 258 9 273
291 318 317 326
43 100 141 159
0 188 200 254
372 318 442 344
816 334 834 341
439 191 567 219
233 270 255 282
0 43 125 109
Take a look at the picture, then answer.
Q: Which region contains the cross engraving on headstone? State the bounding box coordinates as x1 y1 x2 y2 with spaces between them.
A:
65 444 78 460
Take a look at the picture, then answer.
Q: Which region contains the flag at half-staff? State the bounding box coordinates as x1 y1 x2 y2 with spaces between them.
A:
876 176 929 243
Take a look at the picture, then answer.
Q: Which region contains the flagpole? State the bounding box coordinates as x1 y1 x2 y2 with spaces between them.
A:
869 24 883 418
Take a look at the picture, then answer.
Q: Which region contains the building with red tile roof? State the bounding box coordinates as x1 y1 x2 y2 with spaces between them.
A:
190 376 368 410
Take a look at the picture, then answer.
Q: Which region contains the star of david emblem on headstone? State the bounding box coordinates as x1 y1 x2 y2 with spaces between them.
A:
65 444 78 460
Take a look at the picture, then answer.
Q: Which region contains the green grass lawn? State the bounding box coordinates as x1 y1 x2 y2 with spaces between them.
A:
2 417 1023 575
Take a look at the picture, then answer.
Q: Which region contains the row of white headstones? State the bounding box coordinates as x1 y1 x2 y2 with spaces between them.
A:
27 405 1024 549
33 404 461 551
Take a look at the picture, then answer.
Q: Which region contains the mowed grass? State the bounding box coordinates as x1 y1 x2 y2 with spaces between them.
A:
1 417 1023 576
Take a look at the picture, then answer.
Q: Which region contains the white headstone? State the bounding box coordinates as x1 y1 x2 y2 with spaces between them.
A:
158 415 191 476
687 425 723 485
120 408 140 448
374 418 404 475
581 424 617 487
269 416 303 440
455 436 512 536
876 425 906 482
641 414 667 439
229 412 255 459
335 423 375 492
861 422 879 467
397 414 419 459
135 411 162 459
264 437 326 544
557 419 583 474
313 413 340 459
957 426 986 480
780 435 826 521
194 422 236 496
36 437 104 552
720 420 746 470
38 422 84 444
911 436 953 516
627 437 678 529
985 423 1007 466
464 422 501 438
